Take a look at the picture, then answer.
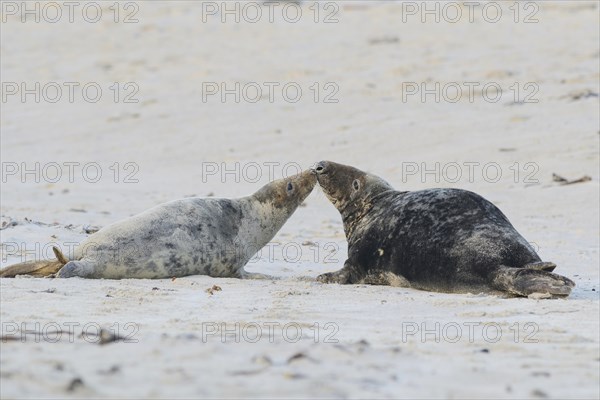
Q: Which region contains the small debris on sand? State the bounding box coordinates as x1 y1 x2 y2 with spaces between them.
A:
206 285 222 295
552 173 592 185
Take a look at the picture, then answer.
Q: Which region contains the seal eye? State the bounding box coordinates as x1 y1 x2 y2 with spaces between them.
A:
352 179 360 191
287 182 294 192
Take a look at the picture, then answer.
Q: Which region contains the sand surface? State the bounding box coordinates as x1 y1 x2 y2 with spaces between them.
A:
1 1 599 398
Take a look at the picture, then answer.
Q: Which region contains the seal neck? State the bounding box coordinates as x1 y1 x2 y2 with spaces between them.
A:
239 195 292 245
342 203 372 238
341 190 396 238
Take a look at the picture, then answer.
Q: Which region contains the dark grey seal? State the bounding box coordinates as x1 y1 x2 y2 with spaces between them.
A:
1 170 316 279
313 161 574 297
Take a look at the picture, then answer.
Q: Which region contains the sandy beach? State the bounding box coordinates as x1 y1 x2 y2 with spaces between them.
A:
1 1 599 398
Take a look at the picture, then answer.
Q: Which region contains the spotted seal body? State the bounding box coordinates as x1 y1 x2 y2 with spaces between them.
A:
313 161 574 297
1 170 316 279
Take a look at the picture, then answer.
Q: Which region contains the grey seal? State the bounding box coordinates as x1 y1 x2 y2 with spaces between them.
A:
313 161 575 297
1 170 316 279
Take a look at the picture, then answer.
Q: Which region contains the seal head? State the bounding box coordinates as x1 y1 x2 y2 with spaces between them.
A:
253 169 317 213
313 160 392 235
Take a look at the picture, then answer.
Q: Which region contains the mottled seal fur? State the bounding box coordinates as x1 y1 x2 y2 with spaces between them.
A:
313 161 575 297
1 170 316 279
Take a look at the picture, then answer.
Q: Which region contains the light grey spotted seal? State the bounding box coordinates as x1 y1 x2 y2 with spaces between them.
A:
1 170 316 279
313 161 575 297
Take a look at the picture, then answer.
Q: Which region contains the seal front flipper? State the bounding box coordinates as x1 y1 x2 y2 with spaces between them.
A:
317 261 363 284
56 260 97 278
359 270 411 287
234 269 275 280
490 266 575 297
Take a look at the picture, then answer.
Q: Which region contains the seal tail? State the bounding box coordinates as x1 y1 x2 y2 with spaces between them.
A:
0 247 67 278
490 265 575 297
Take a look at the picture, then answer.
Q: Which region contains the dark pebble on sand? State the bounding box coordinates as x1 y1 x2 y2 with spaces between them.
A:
67 377 84 392
531 389 549 398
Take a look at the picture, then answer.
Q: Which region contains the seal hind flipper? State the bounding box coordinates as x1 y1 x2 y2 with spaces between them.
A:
0 246 70 278
359 270 411 287
52 246 69 265
491 266 575 297
0 260 64 278
522 261 556 272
